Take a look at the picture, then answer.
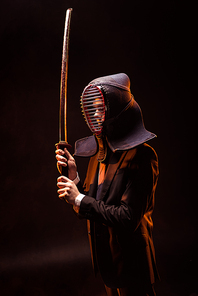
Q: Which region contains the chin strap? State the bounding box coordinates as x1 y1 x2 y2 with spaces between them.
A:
96 134 108 162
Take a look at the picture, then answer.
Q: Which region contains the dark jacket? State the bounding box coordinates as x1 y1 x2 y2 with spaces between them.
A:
77 143 159 288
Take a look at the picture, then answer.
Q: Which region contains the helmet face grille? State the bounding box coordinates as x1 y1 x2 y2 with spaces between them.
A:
81 85 105 135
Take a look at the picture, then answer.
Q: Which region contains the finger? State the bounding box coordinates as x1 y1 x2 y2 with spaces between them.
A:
55 149 65 156
58 188 71 197
57 188 67 199
56 155 67 162
57 175 70 182
57 181 71 189
56 155 67 167
57 188 67 194
57 182 65 189
58 192 67 200
57 160 67 167
64 148 74 161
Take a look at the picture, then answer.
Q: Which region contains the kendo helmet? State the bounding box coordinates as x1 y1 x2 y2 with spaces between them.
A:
75 73 156 157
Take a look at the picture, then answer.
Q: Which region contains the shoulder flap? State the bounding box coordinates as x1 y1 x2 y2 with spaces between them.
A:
74 135 98 157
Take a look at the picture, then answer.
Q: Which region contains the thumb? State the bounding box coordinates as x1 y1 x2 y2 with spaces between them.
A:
64 148 74 161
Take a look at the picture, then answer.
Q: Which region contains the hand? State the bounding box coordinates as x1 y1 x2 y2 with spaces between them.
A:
57 176 80 205
55 148 77 180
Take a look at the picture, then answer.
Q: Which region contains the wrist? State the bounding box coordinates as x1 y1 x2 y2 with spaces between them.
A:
75 193 85 206
72 172 80 185
73 193 85 213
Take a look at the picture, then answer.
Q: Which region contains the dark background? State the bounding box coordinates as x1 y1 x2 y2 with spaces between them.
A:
0 0 197 295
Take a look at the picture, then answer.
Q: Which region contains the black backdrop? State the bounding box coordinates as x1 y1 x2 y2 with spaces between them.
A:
0 1 197 295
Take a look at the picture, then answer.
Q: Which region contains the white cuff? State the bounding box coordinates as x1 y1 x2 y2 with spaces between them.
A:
75 193 85 207
72 172 80 185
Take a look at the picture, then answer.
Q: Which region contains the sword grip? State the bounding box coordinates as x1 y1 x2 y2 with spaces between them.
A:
55 141 72 177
